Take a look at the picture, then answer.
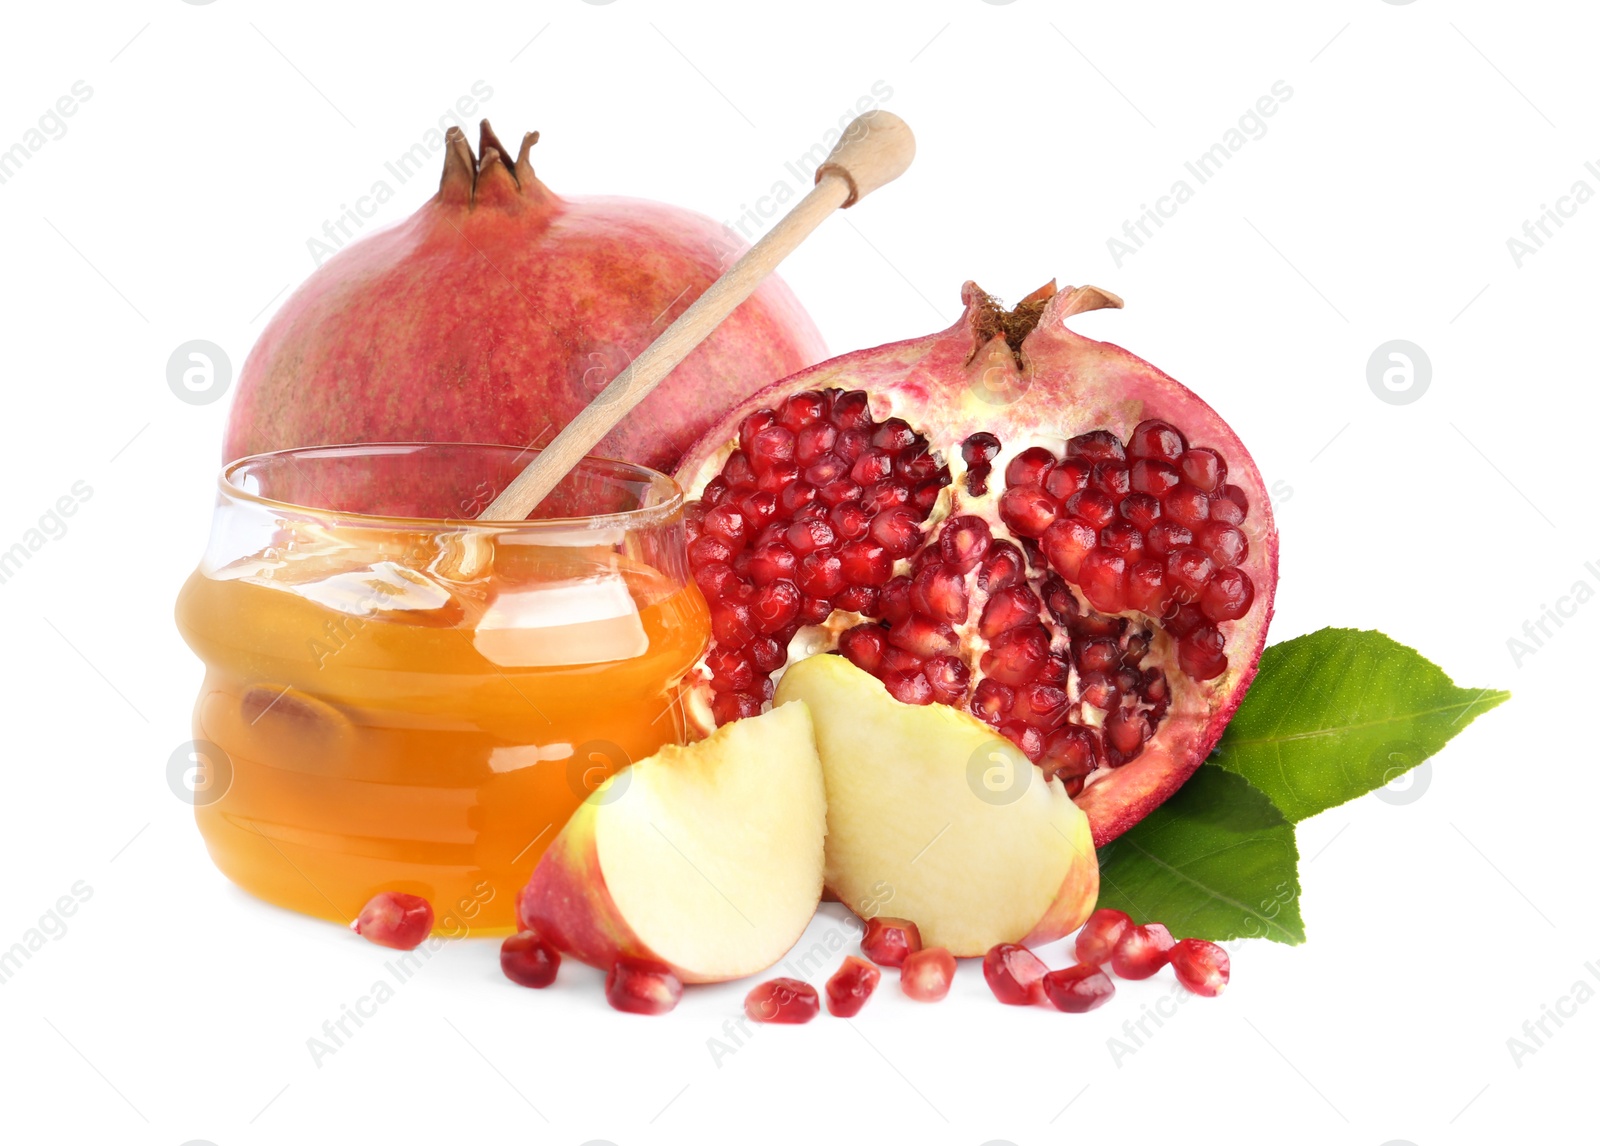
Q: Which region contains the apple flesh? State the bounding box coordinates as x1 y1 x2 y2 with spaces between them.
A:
773 654 1099 957
518 701 825 984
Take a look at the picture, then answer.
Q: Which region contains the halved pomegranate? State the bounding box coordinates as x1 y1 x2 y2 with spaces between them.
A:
676 282 1277 846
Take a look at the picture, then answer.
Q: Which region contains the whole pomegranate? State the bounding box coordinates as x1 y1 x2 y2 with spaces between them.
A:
224 122 826 474
675 281 1278 846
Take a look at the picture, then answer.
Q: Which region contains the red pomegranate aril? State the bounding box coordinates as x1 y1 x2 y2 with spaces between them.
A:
835 585 877 613
1041 518 1098 579
1200 566 1256 623
861 481 911 515
689 535 734 567
1099 521 1146 560
1111 922 1176 979
1128 418 1187 462
981 624 1050 686
794 422 837 466
1091 461 1130 498
352 892 433 950
901 947 957 1001
1196 522 1248 568
888 615 958 658
1005 445 1056 488
897 449 942 485
1077 671 1119 711
748 636 785 672
747 543 797 587
882 645 924 675
1075 908 1132 964
879 576 913 623
883 670 933 705
1208 495 1246 526
923 655 970 704
1002 720 1046 761
870 508 923 556
775 481 815 516
722 451 756 486
825 955 882 1017
750 581 802 634
1170 937 1231 997
779 390 829 431
500 931 560 988
699 478 728 508
1119 492 1162 531
839 624 888 672
1165 546 1216 599
1125 559 1169 614
940 515 992 571
748 424 796 469
605 958 683 1015
816 478 862 508
871 417 917 453
962 431 1002 467
702 503 746 548
972 677 1014 724
1044 460 1092 501
706 647 756 692
711 690 761 724
828 503 871 540
1016 682 1069 729
1178 626 1229 680
1043 725 1098 780
1104 707 1148 760
977 540 1026 591
711 602 755 647
745 977 821 1024
831 389 872 430
756 461 800 495
1064 489 1117 530
1179 447 1226 492
861 916 922 968
739 410 777 453
1145 521 1193 557
804 455 848 486
840 539 894 586
1165 484 1212 529
1066 430 1126 463
1075 636 1120 674
1042 964 1116 1013
998 485 1058 538
911 564 968 623
978 584 1040 639
1141 666 1169 703
786 518 835 555
851 449 893 486
1165 602 1207 638
1079 549 1128 613
1130 457 1181 497
983 943 1050 1005
693 561 737 601
795 552 845 598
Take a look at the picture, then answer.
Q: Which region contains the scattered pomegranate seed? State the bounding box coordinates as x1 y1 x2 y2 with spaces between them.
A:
1170 937 1230 996
351 892 433 950
900 947 957 1002
745 977 821 1024
500 932 560 988
605 958 683 1015
1042 963 1116 1013
982 943 1050 1005
1110 922 1176 980
1075 908 1131 964
826 956 882 1017
861 916 922 968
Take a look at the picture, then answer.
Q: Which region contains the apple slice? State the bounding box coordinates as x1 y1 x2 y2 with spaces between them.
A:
518 700 826 984
774 654 1098 957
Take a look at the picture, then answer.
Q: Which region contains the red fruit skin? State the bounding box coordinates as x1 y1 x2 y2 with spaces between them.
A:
982 943 1050 1006
1074 908 1132 965
1170 937 1230 997
900 947 957 1002
1110 922 1176 980
351 892 433 950
500 932 561 988
225 123 825 477
605 958 684 1015
861 917 923 969
1041 963 1116 1013
745 977 822 1024
825 956 882 1017
677 282 1278 848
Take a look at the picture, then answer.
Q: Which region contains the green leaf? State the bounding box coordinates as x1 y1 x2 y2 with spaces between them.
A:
1212 628 1510 823
1096 765 1304 945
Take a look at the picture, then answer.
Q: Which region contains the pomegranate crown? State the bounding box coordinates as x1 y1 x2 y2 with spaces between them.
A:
438 119 550 207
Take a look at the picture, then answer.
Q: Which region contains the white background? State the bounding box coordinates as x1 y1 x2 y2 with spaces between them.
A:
0 1 1591 1143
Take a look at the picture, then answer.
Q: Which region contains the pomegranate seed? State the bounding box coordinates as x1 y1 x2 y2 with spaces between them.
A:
998 485 1058 538
706 647 756 692
962 431 1002 466
825 955 882 1017
1141 667 1169 703
1165 602 1207 637
869 508 923 556
1127 419 1188 461
500 931 560 988
1111 922 1176 979
829 503 871 540
977 540 1027 591
839 540 894 586
699 478 728 507
703 504 747 548
835 585 877 612
795 552 845 598
1043 725 1098 780
1091 461 1130 498
1016 681 1069 729
785 518 835 555
1079 549 1128 613
605 958 683 1015
940 515 992 571
1179 448 1226 492
1130 457 1181 497
1099 521 1146 560
1164 484 1212 529
1145 521 1193 557
748 636 785 672
861 916 922 968
723 451 755 486
1044 460 1091 500
689 535 734 567
1178 626 1229 680
831 389 872 430
745 977 821 1024
882 646 924 675
1064 488 1117 530
897 449 942 484
835 428 870 461
980 624 1050 686
352 892 433 950
774 481 814 516
979 584 1040 638
1042 964 1116 1013
971 678 1014 724
851 449 893 486
748 424 796 469
1041 518 1097 579
1208 495 1246 526
1003 720 1046 761
911 564 969 623
739 411 776 454
1165 546 1216 599
746 543 797 588
1104 708 1148 760
884 670 935 705
1200 567 1256 622
799 595 832 624
693 560 737 600
910 477 948 514
888 615 958 658
778 390 828 430
878 575 913 623
840 624 888 671
861 481 910 515
901 947 957 1001
711 602 755 647
1077 671 1119 711
1120 491 1163 531
1066 430 1126 462
1170 937 1231 996
872 417 918 453
983 943 1050 1005
749 581 802 634
1005 445 1056 487
816 478 862 507
1075 908 1132 964
711 691 761 723
923 655 970 703
794 424 837 467
1195 522 1248 568
1125 559 1168 614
